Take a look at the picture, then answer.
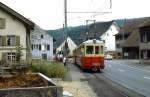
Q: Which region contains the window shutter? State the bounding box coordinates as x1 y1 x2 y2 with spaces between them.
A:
2 36 7 46
39 44 41 51
16 36 20 46
2 53 6 61
0 18 6 29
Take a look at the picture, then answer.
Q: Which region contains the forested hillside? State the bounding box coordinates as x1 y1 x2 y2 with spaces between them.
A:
46 25 87 45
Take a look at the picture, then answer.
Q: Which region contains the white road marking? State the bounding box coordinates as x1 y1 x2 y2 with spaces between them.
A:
144 76 150 80
118 68 125 72
109 61 150 73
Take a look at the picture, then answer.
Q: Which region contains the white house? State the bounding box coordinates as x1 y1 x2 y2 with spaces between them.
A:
56 36 77 56
0 2 34 62
31 25 53 60
89 21 120 52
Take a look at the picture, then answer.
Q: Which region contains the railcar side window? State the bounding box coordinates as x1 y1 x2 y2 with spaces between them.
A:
86 46 94 54
81 46 85 55
95 46 100 54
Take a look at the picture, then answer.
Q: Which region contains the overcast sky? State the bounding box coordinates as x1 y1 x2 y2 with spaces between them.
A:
1 0 150 30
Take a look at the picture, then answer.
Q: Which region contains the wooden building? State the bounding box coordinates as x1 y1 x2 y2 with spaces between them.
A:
139 21 150 63
115 17 150 59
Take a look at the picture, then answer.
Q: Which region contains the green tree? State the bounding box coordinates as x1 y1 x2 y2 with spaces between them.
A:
16 45 23 62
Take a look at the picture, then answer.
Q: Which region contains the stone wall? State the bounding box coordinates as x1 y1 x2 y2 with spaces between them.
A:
0 86 62 97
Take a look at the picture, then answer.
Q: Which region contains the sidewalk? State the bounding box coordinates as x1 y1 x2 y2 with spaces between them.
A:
60 62 98 97
65 63 86 81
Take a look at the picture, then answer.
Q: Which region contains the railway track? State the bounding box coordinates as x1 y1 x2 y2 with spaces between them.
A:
83 72 145 97
92 73 129 97
69 61 144 97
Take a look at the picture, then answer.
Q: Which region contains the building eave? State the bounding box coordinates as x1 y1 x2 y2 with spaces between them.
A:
0 2 34 30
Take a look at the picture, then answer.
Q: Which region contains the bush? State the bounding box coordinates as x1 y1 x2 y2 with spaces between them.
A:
31 61 67 78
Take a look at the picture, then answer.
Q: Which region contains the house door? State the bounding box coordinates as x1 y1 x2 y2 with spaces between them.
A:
42 54 47 60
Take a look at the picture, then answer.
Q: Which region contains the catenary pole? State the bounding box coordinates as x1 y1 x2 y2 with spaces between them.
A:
64 0 68 57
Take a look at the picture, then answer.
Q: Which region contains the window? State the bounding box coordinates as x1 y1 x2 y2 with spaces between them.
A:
95 46 100 54
147 32 150 42
148 50 150 58
36 44 38 49
116 44 120 48
143 32 147 42
39 44 41 51
80 46 85 55
7 52 16 61
7 35 15 46
32 44 34 50
141 50 148 59
47 45 50 50
86 46 94 54
41 44 45 51
141 32 147 42
100 46 104 54
0 18 6 29
41 35 44 39
107 33 109 36
42 54 47 60
141 50 150 59
143 50 147 59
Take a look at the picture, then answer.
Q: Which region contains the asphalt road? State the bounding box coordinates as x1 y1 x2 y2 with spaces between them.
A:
67 59 144 97
103 60 150 97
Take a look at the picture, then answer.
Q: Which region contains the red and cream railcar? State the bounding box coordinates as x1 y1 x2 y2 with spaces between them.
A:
73 39 105 71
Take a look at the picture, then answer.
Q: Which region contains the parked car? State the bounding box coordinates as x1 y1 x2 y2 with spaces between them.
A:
105 54 113 60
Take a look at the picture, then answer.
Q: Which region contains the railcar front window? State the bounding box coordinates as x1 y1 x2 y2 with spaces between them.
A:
95 46 100 54
86 46 94 54
101 46 104 54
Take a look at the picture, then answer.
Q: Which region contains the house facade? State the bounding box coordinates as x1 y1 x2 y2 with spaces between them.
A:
31 25 53 60
100 22 119 52
139 22 150 63
56 36 77 56
0 2 34 62
115 17 150 59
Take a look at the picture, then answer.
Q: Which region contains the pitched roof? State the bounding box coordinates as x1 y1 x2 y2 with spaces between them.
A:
116 17 150 47
116 17 150 36
121 29 140 47
69 21 114 45
33 25 49 35
53 21 114 47
88 21 113 38
139 20 150 28
0 2 34 29
54 36 65 48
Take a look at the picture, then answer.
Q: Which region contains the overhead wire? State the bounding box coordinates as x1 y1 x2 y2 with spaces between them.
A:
89 0 112 19
65 0 112 24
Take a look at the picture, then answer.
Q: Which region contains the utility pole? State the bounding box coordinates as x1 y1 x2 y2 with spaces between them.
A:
64 0 67 29
64 0 68 57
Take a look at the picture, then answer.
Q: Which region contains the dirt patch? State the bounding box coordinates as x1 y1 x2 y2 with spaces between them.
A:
0 74 49 89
